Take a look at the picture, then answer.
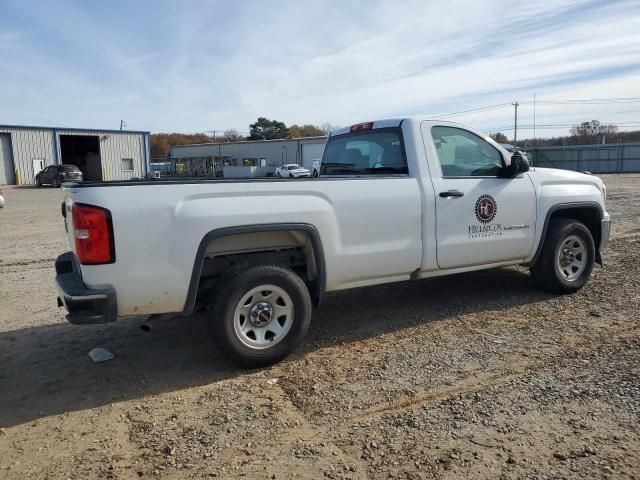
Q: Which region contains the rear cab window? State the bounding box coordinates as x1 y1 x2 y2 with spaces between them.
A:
61 165 81 172
321 127 408 176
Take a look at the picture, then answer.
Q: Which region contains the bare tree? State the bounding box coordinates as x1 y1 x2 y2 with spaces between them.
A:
489 132 509 143
223 129 244 142
319 122 339 135
288 124 324 138
569 120 618 144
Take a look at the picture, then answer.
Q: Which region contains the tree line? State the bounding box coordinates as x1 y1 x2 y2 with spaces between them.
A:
490 120 640 148
150 117 338 160
151 117 640 159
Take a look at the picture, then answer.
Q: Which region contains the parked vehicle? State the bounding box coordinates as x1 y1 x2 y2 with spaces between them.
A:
275 164 310 178
55 118 610 367
36 164 83 187
311 159 321 177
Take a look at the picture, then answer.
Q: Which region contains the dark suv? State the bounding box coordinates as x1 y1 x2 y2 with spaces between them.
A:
36 164 83 187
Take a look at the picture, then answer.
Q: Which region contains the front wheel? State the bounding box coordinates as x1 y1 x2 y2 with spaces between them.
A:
530 218 595 294
207 265 312 368
36 177 42 187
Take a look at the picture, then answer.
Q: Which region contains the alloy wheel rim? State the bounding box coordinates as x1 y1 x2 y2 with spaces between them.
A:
556 235 587 281
233 284 294 350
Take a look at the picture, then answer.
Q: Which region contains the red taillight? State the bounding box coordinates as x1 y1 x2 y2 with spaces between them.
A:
72 203 114 265
350 122 374 132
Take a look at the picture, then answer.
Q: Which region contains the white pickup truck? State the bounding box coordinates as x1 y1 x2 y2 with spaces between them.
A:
55 118 610 367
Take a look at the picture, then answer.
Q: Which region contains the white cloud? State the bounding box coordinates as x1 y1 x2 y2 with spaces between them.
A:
0 0 639 137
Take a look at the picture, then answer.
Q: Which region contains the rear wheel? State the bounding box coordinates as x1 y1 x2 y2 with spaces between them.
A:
530 218 595 294
207 265 312 368
36 177 42 187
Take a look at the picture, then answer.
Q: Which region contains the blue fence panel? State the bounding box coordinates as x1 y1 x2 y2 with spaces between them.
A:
527 143 640 173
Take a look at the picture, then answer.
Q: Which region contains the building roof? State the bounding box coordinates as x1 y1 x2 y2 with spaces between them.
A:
0 123 150 135
170 135 327 149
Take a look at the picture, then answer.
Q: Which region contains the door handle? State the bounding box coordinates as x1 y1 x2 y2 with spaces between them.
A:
439 190 464 198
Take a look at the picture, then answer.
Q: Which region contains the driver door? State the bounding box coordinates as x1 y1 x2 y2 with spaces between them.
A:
424 124 536 269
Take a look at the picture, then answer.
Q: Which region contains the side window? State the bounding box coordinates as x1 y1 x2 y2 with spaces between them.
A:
431 126 503 177
121 158 134 171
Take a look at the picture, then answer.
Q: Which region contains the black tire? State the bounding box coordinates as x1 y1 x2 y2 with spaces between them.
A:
530 218 595 294
52 178 59 188
313 169 319 178
36 177 42 187
207 264 312 368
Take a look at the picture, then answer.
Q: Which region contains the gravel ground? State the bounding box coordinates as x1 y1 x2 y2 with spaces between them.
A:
0 174 638 479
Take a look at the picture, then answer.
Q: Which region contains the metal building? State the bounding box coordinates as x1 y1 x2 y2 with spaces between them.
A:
168 136 326 178
0 124 150 185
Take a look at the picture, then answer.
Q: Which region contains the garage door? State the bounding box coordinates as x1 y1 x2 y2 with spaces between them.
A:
0 133 16 185
301 142 324 169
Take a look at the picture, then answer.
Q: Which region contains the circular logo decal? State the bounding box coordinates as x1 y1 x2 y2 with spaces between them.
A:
475 194 497 223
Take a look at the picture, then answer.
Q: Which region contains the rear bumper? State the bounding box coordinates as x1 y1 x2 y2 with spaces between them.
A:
55 252 117 324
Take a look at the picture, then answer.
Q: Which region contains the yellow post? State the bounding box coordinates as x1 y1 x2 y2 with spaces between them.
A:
15 169 21 186
102 167 107 181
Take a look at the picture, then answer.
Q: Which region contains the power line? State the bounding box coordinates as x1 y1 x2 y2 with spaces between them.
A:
433 97 640 122
434 98 640 121
487 121 640 132
431 103 512 118
521 97 640 105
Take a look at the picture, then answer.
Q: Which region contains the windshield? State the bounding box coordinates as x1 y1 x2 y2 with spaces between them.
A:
320 128 408 175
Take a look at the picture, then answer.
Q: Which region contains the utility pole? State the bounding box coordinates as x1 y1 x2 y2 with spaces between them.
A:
512 101 519 149
120 120 126 131
533 93 536 149
206 130 221 141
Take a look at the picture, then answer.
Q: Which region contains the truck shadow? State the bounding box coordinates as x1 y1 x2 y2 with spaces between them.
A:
0 266 553 428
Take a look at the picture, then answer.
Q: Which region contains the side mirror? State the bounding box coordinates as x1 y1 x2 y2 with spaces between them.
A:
502 151 530 177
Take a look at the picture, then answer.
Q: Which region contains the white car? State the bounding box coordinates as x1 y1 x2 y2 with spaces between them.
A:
275 164 310 178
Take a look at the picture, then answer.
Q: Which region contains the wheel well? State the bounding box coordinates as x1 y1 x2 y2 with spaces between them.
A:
186 226 324 314
548 207 601 252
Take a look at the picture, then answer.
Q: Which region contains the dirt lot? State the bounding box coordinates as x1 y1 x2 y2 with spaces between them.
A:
0 175 639 480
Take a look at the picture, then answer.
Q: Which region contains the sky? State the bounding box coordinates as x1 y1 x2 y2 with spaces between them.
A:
1 0 639 138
